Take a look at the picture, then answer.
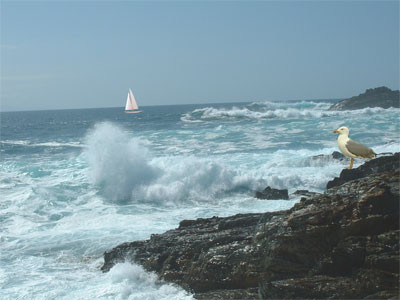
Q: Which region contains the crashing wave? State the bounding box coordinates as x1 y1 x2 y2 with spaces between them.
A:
84 122 266 204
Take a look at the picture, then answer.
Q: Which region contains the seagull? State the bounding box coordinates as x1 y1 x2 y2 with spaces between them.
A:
333 126 376 169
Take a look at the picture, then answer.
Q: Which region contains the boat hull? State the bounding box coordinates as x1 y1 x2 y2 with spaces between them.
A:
125 110 143 114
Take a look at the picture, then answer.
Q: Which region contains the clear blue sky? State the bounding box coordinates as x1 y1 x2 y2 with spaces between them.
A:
1 1 399 111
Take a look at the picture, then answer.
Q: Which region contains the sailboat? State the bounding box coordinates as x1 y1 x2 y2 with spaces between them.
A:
125 88 143 114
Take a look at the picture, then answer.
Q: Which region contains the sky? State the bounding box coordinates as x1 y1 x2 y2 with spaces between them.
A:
0 1 399 111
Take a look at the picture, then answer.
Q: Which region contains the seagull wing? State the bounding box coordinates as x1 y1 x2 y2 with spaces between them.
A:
346 139 376 158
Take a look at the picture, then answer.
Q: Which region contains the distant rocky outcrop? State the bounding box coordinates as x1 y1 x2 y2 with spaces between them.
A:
101 154 399 299
329 86 399 110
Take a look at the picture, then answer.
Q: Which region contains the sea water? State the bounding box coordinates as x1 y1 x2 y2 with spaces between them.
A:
1 101 399 299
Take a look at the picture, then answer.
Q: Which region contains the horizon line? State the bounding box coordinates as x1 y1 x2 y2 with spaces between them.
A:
0 97 342 113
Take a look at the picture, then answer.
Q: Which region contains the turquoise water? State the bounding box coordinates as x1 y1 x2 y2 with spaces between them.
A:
1 101 399 299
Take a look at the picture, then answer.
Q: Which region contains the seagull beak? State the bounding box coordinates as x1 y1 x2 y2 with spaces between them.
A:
333 129 338 133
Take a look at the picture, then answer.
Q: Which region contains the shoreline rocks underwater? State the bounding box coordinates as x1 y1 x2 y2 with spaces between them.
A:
101 153 400 299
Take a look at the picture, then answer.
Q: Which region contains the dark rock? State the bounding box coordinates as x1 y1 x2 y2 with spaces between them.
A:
331 151 345 160
311 151 346 164
329 86 400 110
326 152 399 189
255 186 289 200
194 288 259 300
259 271 399 299
291 189 320 199
101 155 400 299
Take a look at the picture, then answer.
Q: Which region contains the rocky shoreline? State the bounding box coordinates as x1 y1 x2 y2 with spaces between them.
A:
101 153 399 299
329 86 399 110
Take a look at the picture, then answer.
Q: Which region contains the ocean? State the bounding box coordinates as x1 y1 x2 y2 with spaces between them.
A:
1 101 399 299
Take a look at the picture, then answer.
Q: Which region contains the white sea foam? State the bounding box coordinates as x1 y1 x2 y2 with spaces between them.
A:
1 254 193 300
181 104 400 122
105 262 193 300
196 106 336 120
374 142 400 155
0 140 83 148
247 100 332 111
84 123 264 204
84 122 159 202
34 141 83 148
0 140 30 145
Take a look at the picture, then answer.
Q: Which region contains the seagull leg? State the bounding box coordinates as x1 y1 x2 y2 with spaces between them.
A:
345 157 354 169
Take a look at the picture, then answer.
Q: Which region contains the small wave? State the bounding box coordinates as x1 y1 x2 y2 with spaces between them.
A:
181 103 400 122
34 142 83 148
180 112 204 123
107 262 193 299
184 106 336 121
1 140 30 146
248 100 332 110
373 141 400 155
0 140 83 148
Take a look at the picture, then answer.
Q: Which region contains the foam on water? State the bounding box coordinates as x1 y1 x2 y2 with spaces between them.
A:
2 254 193 300
105 262 194 300
84 122 261 205
84 122 159 202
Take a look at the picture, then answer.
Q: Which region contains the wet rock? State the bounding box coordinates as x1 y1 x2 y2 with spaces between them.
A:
307 151 347 168
318 151 346 161
326 152 399 189
291 189 320 199
102 155 400 299
194 288 259 300
255 186 289 200
331 151 345 160
259 271 399 299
